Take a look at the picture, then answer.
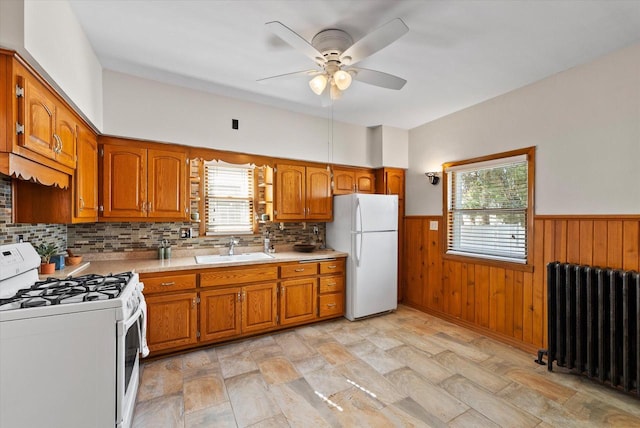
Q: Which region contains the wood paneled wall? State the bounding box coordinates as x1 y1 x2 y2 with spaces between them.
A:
403 216 640 353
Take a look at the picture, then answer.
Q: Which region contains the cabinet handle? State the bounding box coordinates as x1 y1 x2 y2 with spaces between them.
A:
294 268 305 272
148 202 152 212
281 285 285 295
326 282 336 286
79 197 85 211
237 292 241 302
326 303 336 308
52 134 60 153
42 103 53 117
192 298 197 308
327 265 337 269
160 282 175 286
140 201 146 212
242 291 246 301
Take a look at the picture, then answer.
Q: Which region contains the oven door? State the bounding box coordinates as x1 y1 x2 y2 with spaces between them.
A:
116 304 143 428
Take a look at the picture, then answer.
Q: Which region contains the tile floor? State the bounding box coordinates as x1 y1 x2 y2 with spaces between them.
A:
132 305 640 427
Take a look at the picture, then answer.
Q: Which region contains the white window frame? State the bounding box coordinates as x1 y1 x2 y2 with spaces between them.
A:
203 160 255 235
444 147 535 266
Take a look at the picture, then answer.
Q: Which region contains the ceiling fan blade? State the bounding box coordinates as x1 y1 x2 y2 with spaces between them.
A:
340 18 409 66
351 68 407 90
266 21 325 64
257 69 320 84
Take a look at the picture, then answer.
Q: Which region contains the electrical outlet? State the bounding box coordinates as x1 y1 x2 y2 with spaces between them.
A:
313 225 319 235
429 221 438 231
179 227 192 238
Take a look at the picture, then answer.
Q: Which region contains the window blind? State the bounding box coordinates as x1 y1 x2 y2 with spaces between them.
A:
204 161 254 234
447 156 528 263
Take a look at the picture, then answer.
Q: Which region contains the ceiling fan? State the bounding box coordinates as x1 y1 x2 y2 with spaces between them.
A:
259 18 409 101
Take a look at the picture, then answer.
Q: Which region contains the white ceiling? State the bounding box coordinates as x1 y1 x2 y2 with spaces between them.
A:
68 0 640 130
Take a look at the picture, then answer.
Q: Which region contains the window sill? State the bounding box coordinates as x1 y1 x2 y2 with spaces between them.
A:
442 253 534 273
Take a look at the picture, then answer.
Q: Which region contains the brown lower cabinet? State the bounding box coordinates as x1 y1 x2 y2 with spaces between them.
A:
280 278 317 325
145 292 198 352
141 257 346 356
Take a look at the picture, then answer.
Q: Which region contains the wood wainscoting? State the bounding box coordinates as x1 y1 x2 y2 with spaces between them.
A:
403 215 640 353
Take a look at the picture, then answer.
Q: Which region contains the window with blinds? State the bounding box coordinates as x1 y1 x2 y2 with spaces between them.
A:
204 161 254 235
445 151 532 264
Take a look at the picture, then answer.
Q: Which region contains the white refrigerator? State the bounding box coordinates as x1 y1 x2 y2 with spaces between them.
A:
326 193 398 321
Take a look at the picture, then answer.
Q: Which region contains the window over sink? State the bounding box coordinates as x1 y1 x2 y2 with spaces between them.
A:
204 161 255 235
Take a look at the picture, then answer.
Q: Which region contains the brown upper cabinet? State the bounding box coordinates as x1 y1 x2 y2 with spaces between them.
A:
100 137 188 221
376 167 405 200
16 64 77 171
332 166 375 195
74 125 99 220
274 164 332 221
12 111 99 224
1 51 76 188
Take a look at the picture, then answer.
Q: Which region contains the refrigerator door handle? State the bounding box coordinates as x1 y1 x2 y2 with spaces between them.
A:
355 198 363 267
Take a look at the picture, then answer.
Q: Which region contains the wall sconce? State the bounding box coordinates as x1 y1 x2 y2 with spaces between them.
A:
425 172 440 185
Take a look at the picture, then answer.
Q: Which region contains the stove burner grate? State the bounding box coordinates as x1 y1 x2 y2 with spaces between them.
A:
0 272 134 311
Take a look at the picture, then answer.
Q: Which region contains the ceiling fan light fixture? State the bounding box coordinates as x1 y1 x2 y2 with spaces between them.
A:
333 69 352 91
330 84 342 100
309 74 328 95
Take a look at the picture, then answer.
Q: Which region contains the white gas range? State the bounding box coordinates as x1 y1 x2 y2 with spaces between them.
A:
0 243 148 428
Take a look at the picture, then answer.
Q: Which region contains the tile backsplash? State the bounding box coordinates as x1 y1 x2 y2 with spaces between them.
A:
0 175 67 249
1 174 327 255
67 222 325 254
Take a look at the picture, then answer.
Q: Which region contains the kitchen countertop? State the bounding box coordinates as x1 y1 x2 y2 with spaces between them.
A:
40 249 347 279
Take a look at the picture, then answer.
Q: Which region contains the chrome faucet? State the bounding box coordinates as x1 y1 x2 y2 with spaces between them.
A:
228 236 239 255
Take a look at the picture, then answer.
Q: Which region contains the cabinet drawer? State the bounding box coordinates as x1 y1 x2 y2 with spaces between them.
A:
319 259 344 275
319 276 344 294
280 263 318 278
318 293 344 317
142 273 197 294
201 265 278 287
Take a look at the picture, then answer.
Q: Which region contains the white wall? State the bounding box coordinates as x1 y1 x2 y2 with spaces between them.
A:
0 0 103 129
0 0 24 51
23 0 103 129
381 126 409 168
367 125 409 168
407 42 640 216
103 70 370 166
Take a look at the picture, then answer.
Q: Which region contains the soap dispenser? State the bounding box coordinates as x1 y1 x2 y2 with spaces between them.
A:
263 229 270 253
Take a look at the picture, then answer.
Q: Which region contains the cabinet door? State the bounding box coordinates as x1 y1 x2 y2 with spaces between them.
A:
306 166 332 220
355 171 375 193
74 125 98 220
274 164 305 220
145 292 198 353
280 278 317 325
242 283 278 334
332 168 355 195
385 169 405 199
200 287 242 342
20 75 56 160
101 144 147 218
54 104 77 169
147 148 187 219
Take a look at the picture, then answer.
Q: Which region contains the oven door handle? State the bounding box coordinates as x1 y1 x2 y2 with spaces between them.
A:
117 305 143 337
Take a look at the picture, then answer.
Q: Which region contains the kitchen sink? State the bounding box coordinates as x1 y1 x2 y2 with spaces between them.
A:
195 252 274 264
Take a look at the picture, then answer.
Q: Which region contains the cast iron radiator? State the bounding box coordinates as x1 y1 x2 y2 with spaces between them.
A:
541 262 640 396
